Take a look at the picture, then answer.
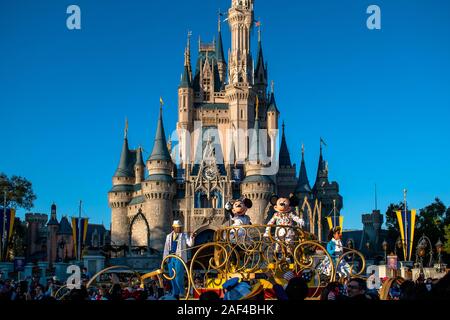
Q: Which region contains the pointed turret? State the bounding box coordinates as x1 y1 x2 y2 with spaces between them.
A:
180 32 193 88
216 13 225 63
248 98 262 163
267 81 279 114
179 65 192 88
142 103 176 252
47 203 58 226
114 136 134 178
57 216 73 235
149 107 172 162
254 26 267 86
134 146 145 183
242 96 274 224
296 144 312 194
184 31 192 82
279 122 291 167
313 140 329 191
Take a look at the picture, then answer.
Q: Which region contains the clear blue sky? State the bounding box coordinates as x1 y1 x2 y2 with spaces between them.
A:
1 0 449 229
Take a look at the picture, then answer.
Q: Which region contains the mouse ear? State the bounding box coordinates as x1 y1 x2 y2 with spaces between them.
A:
243 198 253 209
269 194 279 206
288 193 299 207
225 201 234 211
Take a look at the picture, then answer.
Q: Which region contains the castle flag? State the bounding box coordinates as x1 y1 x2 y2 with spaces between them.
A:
71 217 89 260
326 215 343 231
396 209 416 261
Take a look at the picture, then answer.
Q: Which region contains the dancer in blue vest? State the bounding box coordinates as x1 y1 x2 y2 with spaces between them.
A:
163 220 196 298
318 226 351 279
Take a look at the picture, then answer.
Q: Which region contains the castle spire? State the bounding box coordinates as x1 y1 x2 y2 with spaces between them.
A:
136 146 145 167
254 21 267 86
124 117 128 139
248 107 261 163
149 103 171 162
296 143 312 194
313 138 329 190
184 31 193 82
279 121 291 166
114 121 134 177
179 65 192 88
47 203 59 226
216 14 225 63
267 81 279 113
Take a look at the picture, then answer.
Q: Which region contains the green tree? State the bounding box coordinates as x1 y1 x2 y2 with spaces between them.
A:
385 202 404 247
7 218 27 259
444 224 450 255
416 198 447 246
0 173 36 210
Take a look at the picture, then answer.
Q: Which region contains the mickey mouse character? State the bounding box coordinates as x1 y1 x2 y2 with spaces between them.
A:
225 197 253 239
225 197 253 226
263 194 304 251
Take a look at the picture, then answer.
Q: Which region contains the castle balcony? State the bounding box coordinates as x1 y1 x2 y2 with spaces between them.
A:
193 208 225 218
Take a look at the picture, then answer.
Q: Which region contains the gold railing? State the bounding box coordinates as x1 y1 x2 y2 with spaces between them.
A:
68 225 366 300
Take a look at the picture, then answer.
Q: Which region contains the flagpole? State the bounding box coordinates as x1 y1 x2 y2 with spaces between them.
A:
78 200 82 262
403 189 408 260
1 191 6 262
333 199 336 230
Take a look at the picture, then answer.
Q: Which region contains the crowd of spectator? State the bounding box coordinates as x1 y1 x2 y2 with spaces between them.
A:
1 269 449 301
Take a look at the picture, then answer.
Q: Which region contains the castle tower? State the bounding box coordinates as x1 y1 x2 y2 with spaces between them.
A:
25 213 48 260
266 82 279 158
295 144 313 201
254 27 268 102
216 14 227 83
108 124 134 245
177 34 194 166
228 0 254 84
241 102 274 224
57 216 74 261
142 105 176 252
276 122 297 197
134 146 145 184
312 142 343 240
226 0 255 163
46 203 59 264
361 210 384 255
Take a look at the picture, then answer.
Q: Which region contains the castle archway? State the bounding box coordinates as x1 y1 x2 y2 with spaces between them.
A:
128 209 150 253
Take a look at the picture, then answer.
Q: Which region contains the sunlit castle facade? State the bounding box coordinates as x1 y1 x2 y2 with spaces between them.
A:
108 0 343 253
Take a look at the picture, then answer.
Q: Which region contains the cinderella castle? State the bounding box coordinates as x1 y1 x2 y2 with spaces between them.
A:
108 0 343 254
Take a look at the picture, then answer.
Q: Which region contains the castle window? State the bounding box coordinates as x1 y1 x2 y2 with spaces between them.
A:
241 110 243 119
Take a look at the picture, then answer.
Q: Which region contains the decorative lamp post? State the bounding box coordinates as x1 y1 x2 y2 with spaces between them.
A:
57 239 66 263
416 238 426 270
382 239 388 263
435 239 443 272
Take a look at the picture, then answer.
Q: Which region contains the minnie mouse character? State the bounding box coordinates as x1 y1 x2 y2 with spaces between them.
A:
263 194 304 253
225 197 252 239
